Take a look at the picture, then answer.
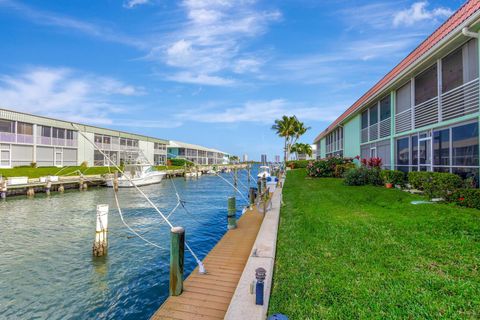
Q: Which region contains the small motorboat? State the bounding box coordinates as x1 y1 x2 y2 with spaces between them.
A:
107 164 165 188
257 165 271 179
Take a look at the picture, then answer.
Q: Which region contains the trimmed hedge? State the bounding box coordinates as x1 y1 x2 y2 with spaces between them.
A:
344 167 383 186
408 171 463 199
449 189 480 209
169 158 194 167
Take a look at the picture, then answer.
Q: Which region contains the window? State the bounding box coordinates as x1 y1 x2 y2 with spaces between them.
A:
380 96 391 121
17 122 33 135
361 110 368 129
396 137 409 166
369 105 378 125
452 122 478 166
0 120 15 133
411 136 418 166
396 82 411 114
66 130 74 140
464 39 479 83
433 129 449 166
120 138 126 146
103 136 111 144
41 126 51 137
442 48 463 93
415 64 437 105
94 134 102 143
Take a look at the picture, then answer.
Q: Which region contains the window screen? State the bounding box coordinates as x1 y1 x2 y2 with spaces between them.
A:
433 129 449 165
0 120 14 133
396 82 411 114
452 122 479 166
369 105 378 125
415 64 438 105
464 39 479 83
17 122 33 135
361 110 368 129
442 48 463 93
380 96 391 120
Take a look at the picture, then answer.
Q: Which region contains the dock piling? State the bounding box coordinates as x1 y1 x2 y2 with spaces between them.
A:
234 167 238 187
45 179 52 196
92 204 109 257
113 171 119 192
170 226 185 296
0 179 6 199
227 196 237 229
247 165 251 183
27 187 35 197
249 187 256 209
58 184 65 193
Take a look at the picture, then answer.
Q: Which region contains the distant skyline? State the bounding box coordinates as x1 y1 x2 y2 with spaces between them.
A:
0 0 463 160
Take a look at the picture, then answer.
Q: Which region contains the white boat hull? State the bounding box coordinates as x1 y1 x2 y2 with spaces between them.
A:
106 171 165 188
185 172 202 178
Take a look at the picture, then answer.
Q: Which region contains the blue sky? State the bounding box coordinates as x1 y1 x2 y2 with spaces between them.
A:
0 0 464 160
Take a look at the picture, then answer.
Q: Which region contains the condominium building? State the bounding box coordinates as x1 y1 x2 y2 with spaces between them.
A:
314 1 480 181
167 140 229 165
0 108 227 168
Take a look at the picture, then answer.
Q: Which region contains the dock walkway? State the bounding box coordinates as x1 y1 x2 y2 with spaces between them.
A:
151 206 264 320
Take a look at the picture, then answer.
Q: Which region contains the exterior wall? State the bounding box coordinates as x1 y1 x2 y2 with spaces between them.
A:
139 140 154 165
343 114 361 158
77 132 95 166
319 138 326 158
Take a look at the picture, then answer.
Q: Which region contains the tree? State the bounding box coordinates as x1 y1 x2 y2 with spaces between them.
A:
291 143 313 159
272 116 310 165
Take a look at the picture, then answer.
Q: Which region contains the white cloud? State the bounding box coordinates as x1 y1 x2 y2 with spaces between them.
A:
0 67 144 125
177 99 344 123
167 72 235 86
151 0 281 85
393 1 453 27
123 0 149 9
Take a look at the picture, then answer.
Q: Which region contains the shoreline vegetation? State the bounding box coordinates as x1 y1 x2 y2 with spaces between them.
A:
269 169 480 319
0 165 185 179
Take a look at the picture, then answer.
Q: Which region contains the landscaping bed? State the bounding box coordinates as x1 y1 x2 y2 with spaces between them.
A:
269 169 480 319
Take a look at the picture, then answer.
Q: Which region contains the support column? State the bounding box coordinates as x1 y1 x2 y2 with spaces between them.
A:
227 196 237 229
92 204 108 257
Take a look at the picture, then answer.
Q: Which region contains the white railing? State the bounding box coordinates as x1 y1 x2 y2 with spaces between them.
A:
441 78 479 121
65 139 77 147
395 109 412 133
414 96 438 128
379 118 391 138
361 128 368 143
16 134 34 144
37 136 51 145
0 132 16 143
52 138 66 146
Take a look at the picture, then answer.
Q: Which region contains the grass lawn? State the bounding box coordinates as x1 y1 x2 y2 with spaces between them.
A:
0 165 184 178
269 169 480 319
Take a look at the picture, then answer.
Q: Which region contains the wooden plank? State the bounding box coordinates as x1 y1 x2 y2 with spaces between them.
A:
151 207 263 320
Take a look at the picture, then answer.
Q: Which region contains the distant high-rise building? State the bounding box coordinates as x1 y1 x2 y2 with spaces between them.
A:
275 155 280 163
242 154 248 162
261 154 267 164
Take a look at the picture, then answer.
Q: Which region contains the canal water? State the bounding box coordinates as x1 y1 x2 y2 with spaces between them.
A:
0 167 258 319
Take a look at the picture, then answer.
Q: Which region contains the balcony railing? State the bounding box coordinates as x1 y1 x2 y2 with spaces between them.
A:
395 78 479 133
441 78 479 121
0 132 16 143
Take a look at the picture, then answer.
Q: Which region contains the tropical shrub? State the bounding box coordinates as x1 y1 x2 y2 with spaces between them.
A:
344 167 369 186
366 168 383 186
381 170 405 186
169 158 194 167
449 189 480 209
80 161 88 169
287 160 310 169
307 157 353 178
334 162 356 178
408 171 463 198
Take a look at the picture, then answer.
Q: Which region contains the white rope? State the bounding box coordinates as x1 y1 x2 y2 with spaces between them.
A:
215 172 249 203
114 191 165 249
72 123 206 274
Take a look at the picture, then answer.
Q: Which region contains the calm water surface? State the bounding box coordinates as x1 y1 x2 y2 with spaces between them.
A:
0 168 257 319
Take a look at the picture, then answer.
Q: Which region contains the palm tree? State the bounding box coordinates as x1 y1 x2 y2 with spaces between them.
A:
272 116 310 165
291 142 313 159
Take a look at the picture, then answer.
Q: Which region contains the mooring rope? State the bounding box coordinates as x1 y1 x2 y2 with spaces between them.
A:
215 172 249 203
72 123 206 274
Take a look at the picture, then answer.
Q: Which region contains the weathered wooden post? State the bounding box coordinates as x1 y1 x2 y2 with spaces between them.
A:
45 178 52 196
0 178 7 199
79 177 84 191
227 196 237 229
93 204 109 257
247 165 251 183
234 167 238 187
27 187 35 197
58 184 65 193
170 226 185 296
257 179 262 195
249 187 256 208
113 171 119 192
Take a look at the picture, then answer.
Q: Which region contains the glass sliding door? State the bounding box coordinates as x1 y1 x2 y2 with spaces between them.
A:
418 137 432 171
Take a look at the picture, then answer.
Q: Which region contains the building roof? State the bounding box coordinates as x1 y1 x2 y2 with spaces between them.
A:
0 107 170 143
314 0 480 143
168 140 229 155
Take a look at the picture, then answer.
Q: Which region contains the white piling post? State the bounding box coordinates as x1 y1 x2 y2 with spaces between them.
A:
45 177 52 196
93 204 109 257
0 178 7 199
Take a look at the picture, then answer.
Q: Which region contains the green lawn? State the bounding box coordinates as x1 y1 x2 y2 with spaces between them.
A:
0 165 184 178
269 169 480 319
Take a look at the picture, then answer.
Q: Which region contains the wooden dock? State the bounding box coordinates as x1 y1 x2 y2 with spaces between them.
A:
151 206 264 320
